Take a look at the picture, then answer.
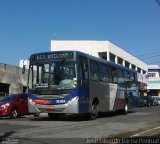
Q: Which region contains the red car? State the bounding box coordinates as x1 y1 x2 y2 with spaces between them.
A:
0 93 39 118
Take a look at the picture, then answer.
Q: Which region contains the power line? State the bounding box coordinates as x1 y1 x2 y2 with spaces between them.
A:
138 54 160 60
156 0 160 6
121 54 160 62
136 52 160 58
119 51 160 60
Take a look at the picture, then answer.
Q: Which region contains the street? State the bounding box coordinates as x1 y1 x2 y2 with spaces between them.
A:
0 105 160 144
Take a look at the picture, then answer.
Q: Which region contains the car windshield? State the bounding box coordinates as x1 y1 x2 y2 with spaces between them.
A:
0 95 16 102
28 61 77 90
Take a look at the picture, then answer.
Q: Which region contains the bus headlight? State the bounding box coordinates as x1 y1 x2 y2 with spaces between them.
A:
66 96 79 105
72 80 77 88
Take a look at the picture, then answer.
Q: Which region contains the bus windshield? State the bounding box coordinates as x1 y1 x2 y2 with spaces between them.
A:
28 61 77 90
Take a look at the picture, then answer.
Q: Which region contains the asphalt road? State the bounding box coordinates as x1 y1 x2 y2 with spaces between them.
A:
0 105 160 144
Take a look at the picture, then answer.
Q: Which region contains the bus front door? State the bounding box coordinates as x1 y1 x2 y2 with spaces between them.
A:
79 57 89 113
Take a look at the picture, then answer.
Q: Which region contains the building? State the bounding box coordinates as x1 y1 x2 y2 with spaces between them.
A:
0 63 28 96
19 59 30 69
51 40 148 74
147 65 160 96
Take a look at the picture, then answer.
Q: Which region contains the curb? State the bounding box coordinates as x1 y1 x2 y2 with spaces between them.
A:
131 126 160 137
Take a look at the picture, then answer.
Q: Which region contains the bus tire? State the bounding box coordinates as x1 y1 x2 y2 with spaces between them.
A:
121 101 128 114
89 102 99 120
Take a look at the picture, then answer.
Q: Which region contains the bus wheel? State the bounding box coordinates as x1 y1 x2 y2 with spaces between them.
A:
90 102 98 120
122 101 128 114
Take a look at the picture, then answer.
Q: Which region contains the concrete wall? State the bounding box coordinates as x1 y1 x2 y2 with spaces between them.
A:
0 63 28 94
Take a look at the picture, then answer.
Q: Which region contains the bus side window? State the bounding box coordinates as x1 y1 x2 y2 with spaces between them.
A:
124 70 136 88
111 67 118 83
99 64 110 83
79 57 88 85
90 60 99 81
117 68 124 83
130 72 135 81
124 70 130 82
130 72 137 87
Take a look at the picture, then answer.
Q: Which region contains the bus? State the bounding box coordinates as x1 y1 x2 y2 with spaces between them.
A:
26 51 139 120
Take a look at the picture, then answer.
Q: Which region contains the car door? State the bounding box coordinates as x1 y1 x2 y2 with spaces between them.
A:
16 94 28 115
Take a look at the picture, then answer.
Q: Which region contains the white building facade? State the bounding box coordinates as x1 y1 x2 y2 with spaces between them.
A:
19 59 30 69
147 65 160 96
51 40 148 74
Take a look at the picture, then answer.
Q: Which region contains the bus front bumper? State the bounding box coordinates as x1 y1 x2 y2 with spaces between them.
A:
28 97 79 114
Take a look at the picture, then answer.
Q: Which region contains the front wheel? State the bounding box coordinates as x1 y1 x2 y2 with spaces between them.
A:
87 102 98 120
10 108 18 118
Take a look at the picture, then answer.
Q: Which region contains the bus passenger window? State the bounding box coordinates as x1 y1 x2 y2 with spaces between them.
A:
111 67 118 83
92 72 98 81
117 69 124 83
99 64 110 83
130 73 137 87
124 71 130 82
90 60 99 81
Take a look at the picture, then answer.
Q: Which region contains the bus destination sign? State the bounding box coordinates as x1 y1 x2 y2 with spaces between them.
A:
30 52 74 62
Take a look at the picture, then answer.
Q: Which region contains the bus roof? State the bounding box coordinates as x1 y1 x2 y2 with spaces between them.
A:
30 50 137 73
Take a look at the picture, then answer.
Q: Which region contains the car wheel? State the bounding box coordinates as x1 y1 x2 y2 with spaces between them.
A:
10 108 18 118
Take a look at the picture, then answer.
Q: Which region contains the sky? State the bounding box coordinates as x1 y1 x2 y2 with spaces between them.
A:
0 0 160 66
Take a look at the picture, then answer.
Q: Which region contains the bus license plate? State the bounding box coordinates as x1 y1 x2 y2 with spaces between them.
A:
45 105 55 110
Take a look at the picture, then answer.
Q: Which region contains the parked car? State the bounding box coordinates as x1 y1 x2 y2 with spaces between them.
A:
151 96 160 105
0 93 39 118
143 96 158 106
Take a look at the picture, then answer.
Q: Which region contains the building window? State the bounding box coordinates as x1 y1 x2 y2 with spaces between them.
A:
143 70 146 74
118 57 123 65
98 52 107 60
132 64 136 70
125 61 130 68
148 73 156 78
110 53 116 63
137 67 141 73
